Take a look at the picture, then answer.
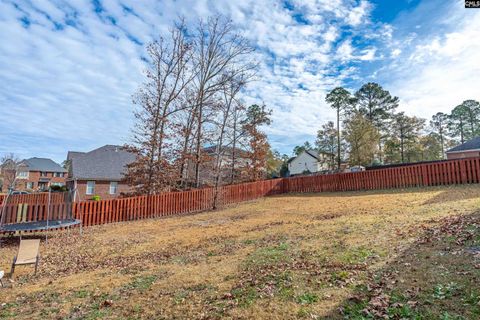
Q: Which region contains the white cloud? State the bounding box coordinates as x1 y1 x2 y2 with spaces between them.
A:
391 48 402 58
387 5 480 117
0 0 382 160
346 0 371 26
19 0 480 161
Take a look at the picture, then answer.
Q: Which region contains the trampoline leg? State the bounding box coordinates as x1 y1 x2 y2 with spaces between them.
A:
10 256 16 280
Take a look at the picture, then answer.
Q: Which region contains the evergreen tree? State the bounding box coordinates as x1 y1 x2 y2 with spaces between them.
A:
391 112 425 163
354 82 399 163
343 112 380 166
325 87 355 169
448 104 470 144
315 121 338 170
430 112 449 159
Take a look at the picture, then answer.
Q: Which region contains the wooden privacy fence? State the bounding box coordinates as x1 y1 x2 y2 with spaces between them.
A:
0 202 73 225
284 157 480 193
75 179 284 226
0 192 68 206
1 157 479 230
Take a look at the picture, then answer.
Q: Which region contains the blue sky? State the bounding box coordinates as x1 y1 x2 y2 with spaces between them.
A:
1 0 479 163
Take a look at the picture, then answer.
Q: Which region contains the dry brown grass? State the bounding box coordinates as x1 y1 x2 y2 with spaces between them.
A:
1 185 479 319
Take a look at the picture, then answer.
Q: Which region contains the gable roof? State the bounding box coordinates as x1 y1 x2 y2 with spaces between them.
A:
19 158 67 173
446 136 480 153
67 151 85 161
69 145 136 181
288 149 334 163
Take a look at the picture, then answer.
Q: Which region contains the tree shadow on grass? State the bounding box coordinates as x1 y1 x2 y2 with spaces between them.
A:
0 233 49 248
324 210 480 319
422 186 480 206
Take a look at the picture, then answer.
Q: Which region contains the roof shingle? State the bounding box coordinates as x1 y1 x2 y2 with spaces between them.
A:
447 136 480 153
69 145 136 181
19 158 67 173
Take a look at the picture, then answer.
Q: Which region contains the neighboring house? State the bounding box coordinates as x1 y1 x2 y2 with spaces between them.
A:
66 145 136 200
187 145 251 186
14 158 67 191
446 137 480 160
287 149 333 176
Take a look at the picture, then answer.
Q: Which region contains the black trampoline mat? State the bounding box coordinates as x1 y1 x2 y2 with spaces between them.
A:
0 219 82 232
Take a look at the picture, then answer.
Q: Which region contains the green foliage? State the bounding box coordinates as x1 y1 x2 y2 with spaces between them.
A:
91 195 101 201
430 112 448 156
315 121 338 170
231 286 258 307
325 87 355 169
447 100 480 143
432 282 462 300
50 185 67 192
343 112 380 166
265 149 283 178
296 293 318 304
293 141 312 156
390 112 425 163
419 133 443 161
330 270 349 282
125 275 157 292
245 242 290 268
355 82 399 131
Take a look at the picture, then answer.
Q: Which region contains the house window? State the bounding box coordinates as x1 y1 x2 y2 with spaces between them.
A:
41 172 48 177
54 172 63 177
86 181 95 195
109 181 118 195
51 182 64 187
17 171 28 178
26 182 34 189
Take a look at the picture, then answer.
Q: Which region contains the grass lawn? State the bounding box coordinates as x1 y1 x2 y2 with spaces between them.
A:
1 185 479 319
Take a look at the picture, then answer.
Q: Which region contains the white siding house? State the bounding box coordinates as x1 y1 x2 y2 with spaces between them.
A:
287 150 332 176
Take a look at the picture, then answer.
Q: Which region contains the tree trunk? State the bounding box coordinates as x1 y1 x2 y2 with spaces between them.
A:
336 107 341 170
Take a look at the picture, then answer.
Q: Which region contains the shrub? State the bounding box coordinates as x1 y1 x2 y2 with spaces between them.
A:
50 185 67 192
91 195 101 201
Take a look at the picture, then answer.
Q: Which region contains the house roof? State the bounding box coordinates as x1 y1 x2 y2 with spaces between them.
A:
203 145 249 158
68 145 136 181
19 158 67 173
288 149 333 163
67 151 85 161
446 136 480 153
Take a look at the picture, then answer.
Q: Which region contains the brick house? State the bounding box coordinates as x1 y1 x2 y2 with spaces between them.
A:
14 158 67 191
446 136 480 160
186 145 252 186
66 145 136 201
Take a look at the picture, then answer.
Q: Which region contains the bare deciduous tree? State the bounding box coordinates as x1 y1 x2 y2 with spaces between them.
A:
125 20 194 194
1 153 20 193
190 16 256 187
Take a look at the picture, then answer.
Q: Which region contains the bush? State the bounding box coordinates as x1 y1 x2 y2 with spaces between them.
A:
50 185 68 192
91 195 101 201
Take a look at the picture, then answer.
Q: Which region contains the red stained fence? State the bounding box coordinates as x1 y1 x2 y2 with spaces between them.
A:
0 202 73 225
0 179 284 227
0 192 68 206
75 179 284 226
1 157 479 229
283 157 480 193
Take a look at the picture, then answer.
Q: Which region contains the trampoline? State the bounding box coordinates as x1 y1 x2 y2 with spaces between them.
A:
0 219 82 233
0 188 82 237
